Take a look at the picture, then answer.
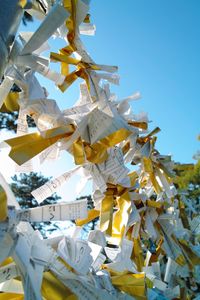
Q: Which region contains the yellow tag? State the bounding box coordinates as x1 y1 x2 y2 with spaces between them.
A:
131 238 144 272
145 277 154 289
122 141 130 155
76 209 99 226
111 273 146 298
18 0 27 8
99 128 131 148
143 157 162 194
112 191 131 242
128 121 148 130
0 294 24 300
100 194 114 236
178 240 200 266
143 157 153 173
0 92 19 112
73 138 85 165
175 254 186 266
50 53 79 65
42 272 77 300
128 171 138 186
5 125 75 165
146 127 161 138
146 199 163 209
0 185 7 221
61 62 70 76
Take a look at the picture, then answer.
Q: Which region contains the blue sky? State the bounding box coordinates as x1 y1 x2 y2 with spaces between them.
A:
85 0 200 163
30 0 200 164
1 0 198 200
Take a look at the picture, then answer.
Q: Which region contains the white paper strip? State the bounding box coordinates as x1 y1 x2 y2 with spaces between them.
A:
0 263 20 283
31 167 80 203
21 4 69 55
18 199 88 222
0 77 14 108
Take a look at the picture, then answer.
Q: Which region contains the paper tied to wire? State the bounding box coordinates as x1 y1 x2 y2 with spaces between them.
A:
0 0 200 299
0 2 69 111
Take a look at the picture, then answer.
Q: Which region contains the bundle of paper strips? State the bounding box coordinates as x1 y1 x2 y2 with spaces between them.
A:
0 1 200 299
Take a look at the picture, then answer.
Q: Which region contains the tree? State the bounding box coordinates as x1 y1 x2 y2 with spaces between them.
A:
193 135 200 160
0 79 36 132
0 111 36 132
174 160 200 212
10 172 61 237
11 172 61 208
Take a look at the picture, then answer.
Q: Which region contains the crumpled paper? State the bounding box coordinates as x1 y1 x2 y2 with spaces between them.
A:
0 0 200 299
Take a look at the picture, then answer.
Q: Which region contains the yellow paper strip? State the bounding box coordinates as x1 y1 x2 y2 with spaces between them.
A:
100 194 114 236
0 92 19 113
76 209 99 226
6 125 75 165
0 185 7 221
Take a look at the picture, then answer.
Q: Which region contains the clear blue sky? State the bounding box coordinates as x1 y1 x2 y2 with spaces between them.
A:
23 0 200 164
86 0 200 163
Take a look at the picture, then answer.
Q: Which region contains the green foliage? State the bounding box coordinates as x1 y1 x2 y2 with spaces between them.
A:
10 172 61 208
0 112 36 132
174 161 200 189
0 81 36 132
10 172 61 238
174 160 200 207
77 194 94 210
0 111 19 132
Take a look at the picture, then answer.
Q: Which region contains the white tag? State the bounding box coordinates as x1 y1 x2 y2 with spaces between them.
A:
0 77 14 109
0 263 19 283
58 237 92 275
31 167 80 203
18 199 88 222
21 4 69 55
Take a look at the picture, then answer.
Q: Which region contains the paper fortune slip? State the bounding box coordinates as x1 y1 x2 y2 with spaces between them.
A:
0 0 199 299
